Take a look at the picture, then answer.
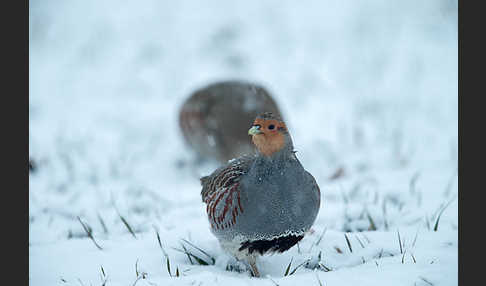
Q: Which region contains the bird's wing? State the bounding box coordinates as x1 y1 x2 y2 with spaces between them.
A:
200 155 254 230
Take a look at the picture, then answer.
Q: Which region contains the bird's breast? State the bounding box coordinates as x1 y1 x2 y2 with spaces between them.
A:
231 165 319 240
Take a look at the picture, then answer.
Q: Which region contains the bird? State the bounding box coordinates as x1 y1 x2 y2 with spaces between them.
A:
179 80 283 164
200 112 321 277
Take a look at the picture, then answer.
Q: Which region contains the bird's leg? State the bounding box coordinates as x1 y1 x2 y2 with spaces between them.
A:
247 255 260 278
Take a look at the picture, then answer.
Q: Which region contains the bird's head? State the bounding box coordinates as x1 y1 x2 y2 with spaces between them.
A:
248 112 294 157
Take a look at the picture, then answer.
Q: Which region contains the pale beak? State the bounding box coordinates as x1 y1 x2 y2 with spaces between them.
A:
248 125 262 135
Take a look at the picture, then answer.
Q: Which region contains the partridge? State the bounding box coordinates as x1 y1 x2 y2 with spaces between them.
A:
179 80 283 163
200 112 321 277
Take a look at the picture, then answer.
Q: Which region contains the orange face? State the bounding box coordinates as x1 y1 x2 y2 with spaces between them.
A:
248 118 287 156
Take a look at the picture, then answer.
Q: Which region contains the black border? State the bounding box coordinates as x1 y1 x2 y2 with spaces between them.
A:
3 0 29 284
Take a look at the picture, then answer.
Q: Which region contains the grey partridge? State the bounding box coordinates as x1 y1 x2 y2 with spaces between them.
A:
179 80 283 163
200 112 321 277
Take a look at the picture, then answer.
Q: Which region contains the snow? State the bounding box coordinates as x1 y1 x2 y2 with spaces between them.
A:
29 0 457 285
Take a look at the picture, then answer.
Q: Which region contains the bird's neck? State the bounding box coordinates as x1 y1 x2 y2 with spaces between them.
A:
253 147 298 171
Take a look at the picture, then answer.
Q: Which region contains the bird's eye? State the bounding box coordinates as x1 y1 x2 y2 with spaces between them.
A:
268 124 275 130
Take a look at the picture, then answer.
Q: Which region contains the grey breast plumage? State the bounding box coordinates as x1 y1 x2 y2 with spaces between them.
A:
201 152 320 246
236 155 320 241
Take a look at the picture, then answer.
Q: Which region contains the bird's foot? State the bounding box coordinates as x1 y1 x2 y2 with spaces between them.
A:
225 258 248 274
225 256 261 277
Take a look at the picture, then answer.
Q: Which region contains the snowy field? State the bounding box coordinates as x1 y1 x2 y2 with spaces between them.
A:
29 0 458 285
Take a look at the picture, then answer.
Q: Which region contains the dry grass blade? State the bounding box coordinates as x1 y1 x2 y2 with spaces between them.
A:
316 273 323 286
443 169 457 196
289 259 310 276
412 228 419 247
309 228 327 252
378 248 384 259
433 199 454 231
180 243 194 265
355 235 365 248
366 211 377 231
344 233 353 253
153 227 168 257
284 257 293 276
382 199 390 231
131 276 142 286
97 214 109 234
172 246 210 265
362 233 371 244
383 216 389 231
411 253 417 263
268 277 280 286
401 250 407 264
319 263 332 272
77 216 103 250
181 238 215 264
419 276 434 286
176 267 180 277
166 256 172 277
118 213 137 239
409 172 420 194
315 228 327 245
135 259 139 277
100 265 108 286
397 230 403 254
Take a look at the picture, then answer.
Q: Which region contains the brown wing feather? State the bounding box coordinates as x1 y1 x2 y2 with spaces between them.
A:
200 155 254 230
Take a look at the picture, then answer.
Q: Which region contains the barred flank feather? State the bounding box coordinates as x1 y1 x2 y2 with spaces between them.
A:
200 155 254 229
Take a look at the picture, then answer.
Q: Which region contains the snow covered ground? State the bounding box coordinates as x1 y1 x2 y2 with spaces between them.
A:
29 0 458 285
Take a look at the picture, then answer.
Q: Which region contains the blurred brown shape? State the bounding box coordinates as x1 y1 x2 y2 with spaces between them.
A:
179 80 284 163
328 167 345 181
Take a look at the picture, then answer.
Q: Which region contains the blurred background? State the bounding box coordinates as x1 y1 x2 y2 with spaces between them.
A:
29 0 457 244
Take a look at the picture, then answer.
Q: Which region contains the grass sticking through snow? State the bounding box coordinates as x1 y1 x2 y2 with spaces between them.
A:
433 199 455 231
309 228 327 252
172 239 215 266
344 233 353 253
397 230 403 254
118 212 137 239
283 257 293 276
366 211 377 231
77 216 103 250
287 259 311 276
355 234 365 248
97 213 109 235
418 276 434 286
316 272 323 286
100 265 108 286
